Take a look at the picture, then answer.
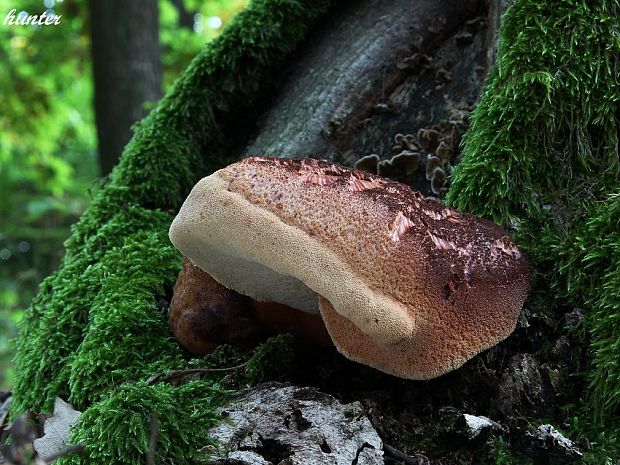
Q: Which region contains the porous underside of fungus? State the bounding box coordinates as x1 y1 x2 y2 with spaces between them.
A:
170 157 530 379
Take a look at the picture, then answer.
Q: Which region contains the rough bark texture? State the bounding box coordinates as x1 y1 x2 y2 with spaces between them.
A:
240 0 507 196
207 384 384 465
90 0 162 176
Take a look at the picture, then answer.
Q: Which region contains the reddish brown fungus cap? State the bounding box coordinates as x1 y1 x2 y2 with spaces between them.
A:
169 257 263 355
169 157 530 379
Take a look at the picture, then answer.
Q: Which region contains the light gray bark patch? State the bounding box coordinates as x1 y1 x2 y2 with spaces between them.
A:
207 384 384 465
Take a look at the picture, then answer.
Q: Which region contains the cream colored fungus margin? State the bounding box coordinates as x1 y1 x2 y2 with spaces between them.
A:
169 172 417 346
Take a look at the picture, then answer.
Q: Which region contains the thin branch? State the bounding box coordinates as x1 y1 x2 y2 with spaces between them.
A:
383 443 427 465
146 362 248 385
145 412 159 465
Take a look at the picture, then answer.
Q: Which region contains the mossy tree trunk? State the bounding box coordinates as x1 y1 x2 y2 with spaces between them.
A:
220 1 619 462
11 0 619 464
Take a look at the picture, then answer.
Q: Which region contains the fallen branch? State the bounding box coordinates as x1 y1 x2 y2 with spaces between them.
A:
383 443 428 465
146 362 248 385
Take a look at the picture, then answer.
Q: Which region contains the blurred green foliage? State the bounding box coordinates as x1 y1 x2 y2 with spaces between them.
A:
0 0 247 389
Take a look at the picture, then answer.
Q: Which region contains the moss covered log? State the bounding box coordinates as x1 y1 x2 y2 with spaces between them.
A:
12 0 332 462
446 0 619 430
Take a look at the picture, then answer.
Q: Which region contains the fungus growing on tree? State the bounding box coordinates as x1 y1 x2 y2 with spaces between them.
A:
169 258 333 353
169 157 530 379
353 154 381 174
425 155 442 181
169 257 264 354
377 151 421 179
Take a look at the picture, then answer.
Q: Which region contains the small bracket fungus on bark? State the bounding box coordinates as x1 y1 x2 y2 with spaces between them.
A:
169 157 530 379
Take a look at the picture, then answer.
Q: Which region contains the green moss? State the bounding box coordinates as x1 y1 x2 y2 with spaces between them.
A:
12 2 333 463
546 193 620 420
138 335 298 393
445 0 620 433
447 1 619 227
67 230 185 409
58 381 229 465
13 207 176 413
570 410 620 464
489 437 533 465
244 334 295 384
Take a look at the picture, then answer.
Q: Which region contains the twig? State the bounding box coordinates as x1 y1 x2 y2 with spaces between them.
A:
146 362 248 385
44 444 85 463
383 443 426 465
145 412 159 465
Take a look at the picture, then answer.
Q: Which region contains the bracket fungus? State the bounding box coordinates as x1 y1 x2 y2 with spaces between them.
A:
169 257 332 354
169 257 264 354
169 157 530 379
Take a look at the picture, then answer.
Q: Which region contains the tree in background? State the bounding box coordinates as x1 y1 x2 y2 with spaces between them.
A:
0 0 96 387
90 0 163 176
170 0 195 29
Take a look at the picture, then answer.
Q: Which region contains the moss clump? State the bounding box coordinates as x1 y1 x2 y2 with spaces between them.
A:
13 206 177 413
67 229 185 409
546 193 620 420
445 0 619 441
58 381 229 465
244 334 296 384
12 0 334 462
446 1 619 227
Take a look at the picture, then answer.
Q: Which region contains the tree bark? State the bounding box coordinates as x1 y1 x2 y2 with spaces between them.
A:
170 0 195 30
240 0 509 196
90 0 163 176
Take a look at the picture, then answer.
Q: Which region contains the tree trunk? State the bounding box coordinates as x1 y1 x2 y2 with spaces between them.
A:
89 0 163 176
239 0 507 197
13 0 615 463
170 0 195 30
